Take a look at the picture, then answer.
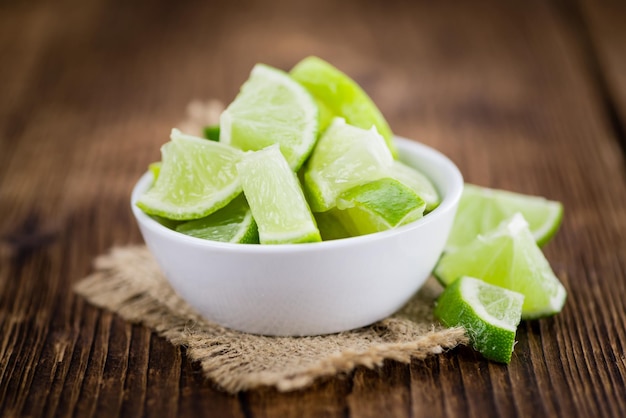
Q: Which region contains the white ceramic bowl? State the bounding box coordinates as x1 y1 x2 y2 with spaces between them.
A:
131 137 463 336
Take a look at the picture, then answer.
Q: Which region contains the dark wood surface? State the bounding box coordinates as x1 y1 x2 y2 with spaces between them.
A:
1 0 625 416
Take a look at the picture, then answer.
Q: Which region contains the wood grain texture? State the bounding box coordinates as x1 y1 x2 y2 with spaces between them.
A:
0 0 625 417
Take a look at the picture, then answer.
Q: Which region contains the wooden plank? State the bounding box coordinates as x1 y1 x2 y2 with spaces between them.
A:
578 0 626 148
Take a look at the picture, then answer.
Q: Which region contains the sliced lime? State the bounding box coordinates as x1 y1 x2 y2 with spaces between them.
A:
446 184 563 251
290 56 397 156
175 194 259 243
389 160 440 213
434 276 524 363
237 145 321 244
136 129 243 220
304 118 393 212
220 64 318 171
435 213 567 319
335 178 426 236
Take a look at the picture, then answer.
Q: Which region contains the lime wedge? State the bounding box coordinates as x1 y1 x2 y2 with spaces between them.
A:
136 129 243 220
304 118 393 212
389 161 440 213
220 64 318 171
435 213 567 319
434 276 524 363
290 56 397 157
446 184 563 252
335 178 426 236
175 194 259 243
237 145 321 244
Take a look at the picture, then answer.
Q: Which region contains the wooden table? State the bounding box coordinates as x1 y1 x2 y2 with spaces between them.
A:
1 0 625 416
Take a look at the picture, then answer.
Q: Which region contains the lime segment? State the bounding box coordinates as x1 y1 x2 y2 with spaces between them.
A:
136 129 243 220
434 276 524 363
435 213 567 319
335 178 426 236
220 64 318 171
176 194 259 243
446 184 563 251
304 118 393 212
290 56 397 156
237 145 321 244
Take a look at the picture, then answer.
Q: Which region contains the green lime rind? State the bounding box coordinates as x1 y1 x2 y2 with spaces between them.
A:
389 160 440 213
445 184 563 252
203 125 220 142
148 162 162 182
434 213 567 319
136 129 243 221
220 63 319 172
237 144 321 245
335 178 426 236
434 276 524 364
304 118 394 212
290 56 397 157
175 194 259 244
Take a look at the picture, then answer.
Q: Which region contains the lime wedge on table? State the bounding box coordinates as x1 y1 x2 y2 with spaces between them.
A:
291 56 397 157
335 178 426 236
175 194 259 244
304 118 393 212
389 160 440 213
136 129 243 220
446 184 563 252
435 213 567 319
237 145 321 244
434 276 524 363
220 64 318 171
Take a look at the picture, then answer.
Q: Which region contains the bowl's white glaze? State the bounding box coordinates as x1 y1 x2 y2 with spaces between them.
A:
131 137 463 336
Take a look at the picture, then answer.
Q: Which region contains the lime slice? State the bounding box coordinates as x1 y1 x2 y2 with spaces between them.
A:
389 161 440 213
237 145 321 244
434 276 524 363
335 178 426 236
136 129 243 220
446 184 563 251
314 210 352 241
175 194 259 243
220 64 318 171
290 56 397 157
435 213 567 319
304 118 393 212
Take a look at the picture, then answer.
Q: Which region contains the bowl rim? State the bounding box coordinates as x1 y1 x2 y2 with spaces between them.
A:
131 136 463 253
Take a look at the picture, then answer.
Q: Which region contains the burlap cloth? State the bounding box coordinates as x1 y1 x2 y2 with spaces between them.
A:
73 101 467 393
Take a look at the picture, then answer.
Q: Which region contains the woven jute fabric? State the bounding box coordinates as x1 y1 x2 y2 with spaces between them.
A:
74 246 467 393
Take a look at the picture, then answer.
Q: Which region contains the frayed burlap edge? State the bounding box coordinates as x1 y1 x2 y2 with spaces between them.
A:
74 246 467 393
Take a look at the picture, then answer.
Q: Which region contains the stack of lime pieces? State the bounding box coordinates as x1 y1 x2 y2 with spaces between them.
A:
135 58 568 365
434 185 566 363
